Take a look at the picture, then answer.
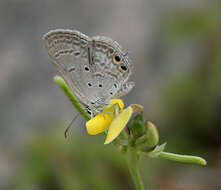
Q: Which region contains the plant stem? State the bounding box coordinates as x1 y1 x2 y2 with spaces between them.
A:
159 151 207 166
127 147 145 190
54 76 91 121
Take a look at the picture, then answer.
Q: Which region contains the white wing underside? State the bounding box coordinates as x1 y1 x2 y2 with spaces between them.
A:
44 29 134 111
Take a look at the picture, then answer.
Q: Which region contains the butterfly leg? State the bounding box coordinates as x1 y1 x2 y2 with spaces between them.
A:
64 113 79 138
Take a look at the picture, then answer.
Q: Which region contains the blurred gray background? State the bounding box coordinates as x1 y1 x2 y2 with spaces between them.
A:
0 0 220 189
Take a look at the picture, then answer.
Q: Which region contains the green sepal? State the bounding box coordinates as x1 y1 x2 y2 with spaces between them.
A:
129 113 146 140
145 143 167 157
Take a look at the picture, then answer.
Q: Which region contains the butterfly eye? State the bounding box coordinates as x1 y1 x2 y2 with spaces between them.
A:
113 54 121 65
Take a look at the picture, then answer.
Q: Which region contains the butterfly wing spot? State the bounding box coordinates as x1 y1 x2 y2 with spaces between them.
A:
98 84 103 88
54 49 74 58
119 64 127 71
74 51 81 56
114 83 117 88
84 66 90 71
68 67 75 72
115 55 121 62
87 82 92 87
113 54 122 65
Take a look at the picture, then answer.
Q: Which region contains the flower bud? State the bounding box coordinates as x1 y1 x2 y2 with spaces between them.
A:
129 113 146 139
135 121 159 152
145 121 159 148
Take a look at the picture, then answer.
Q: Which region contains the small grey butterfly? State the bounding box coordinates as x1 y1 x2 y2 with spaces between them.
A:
43 29 135 114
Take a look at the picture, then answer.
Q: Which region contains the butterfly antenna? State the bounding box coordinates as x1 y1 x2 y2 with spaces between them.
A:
64 113 79 138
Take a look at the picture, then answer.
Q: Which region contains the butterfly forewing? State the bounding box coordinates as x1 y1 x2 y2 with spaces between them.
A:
44 29 95 106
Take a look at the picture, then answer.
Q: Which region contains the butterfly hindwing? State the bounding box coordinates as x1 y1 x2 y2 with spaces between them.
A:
90 36 133 103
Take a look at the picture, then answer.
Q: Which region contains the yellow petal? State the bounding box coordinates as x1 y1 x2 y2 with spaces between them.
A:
110 99 124 111
104 106 133 144
86 114 112 135
102 104 116 116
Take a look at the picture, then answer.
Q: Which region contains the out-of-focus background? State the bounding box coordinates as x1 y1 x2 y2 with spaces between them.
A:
0 0 221 189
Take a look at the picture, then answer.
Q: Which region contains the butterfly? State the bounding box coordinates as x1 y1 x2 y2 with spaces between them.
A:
43 29 135 115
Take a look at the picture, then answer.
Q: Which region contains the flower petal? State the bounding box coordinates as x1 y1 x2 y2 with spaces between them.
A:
110 99 124 111
102 104 116 116
86 114 112 135
104 106 133 144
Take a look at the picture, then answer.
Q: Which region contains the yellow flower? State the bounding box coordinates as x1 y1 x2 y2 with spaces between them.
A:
104 106 133 144
86 99 133 144
86 113 113 135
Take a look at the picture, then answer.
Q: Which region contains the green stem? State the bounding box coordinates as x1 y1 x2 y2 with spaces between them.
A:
54 76 91 121
159 151 207 166
127 147 145 190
